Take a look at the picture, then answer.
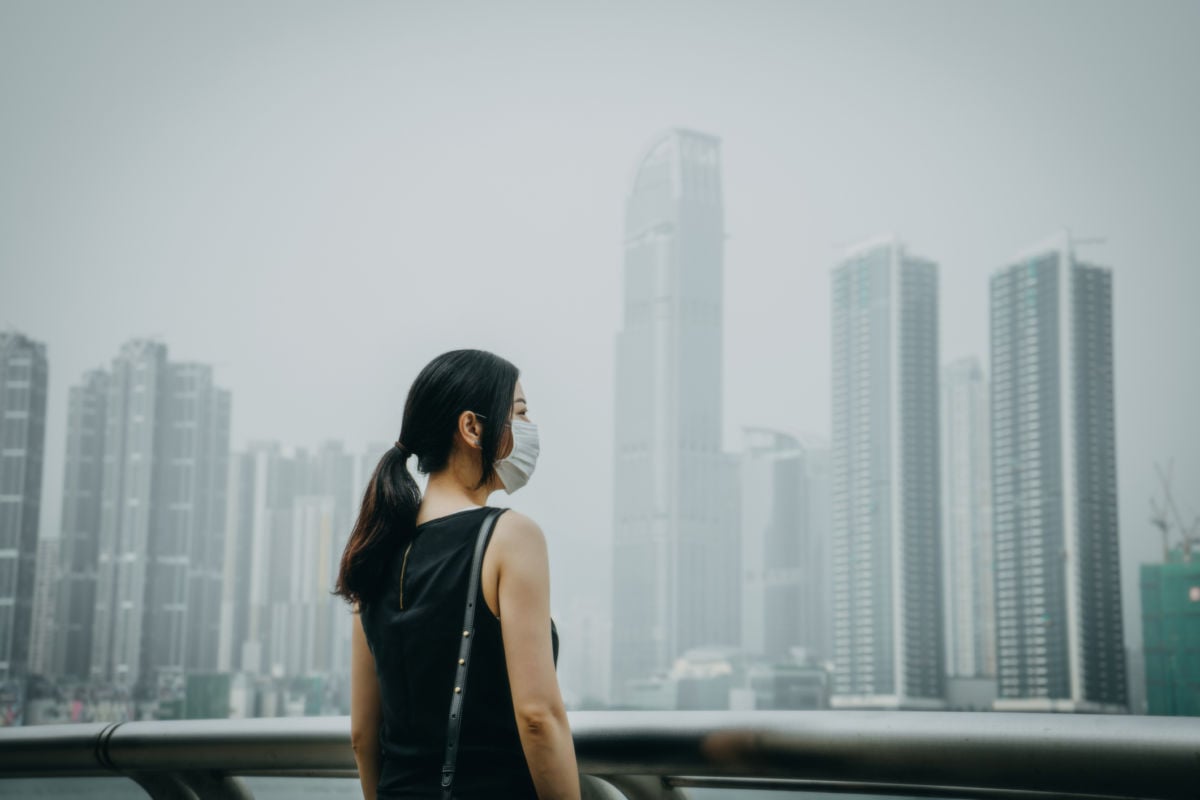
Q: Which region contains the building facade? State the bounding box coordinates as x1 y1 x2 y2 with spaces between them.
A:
611 129 739 704
0 332 49 681
830 236 944 709
941 357 996 678
990 232 1126 712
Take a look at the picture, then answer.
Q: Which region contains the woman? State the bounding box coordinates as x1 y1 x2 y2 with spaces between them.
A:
335 349 581 799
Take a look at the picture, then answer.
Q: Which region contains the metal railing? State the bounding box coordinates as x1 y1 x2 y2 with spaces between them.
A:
1 710 1198 800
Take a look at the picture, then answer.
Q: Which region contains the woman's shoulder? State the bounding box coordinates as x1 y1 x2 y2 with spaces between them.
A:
490 508 547 557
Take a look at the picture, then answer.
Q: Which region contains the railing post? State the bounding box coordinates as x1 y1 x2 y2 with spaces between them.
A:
127 772 199 800
177 771 255 800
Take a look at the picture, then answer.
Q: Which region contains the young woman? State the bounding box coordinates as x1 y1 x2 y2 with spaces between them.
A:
335 349 580 799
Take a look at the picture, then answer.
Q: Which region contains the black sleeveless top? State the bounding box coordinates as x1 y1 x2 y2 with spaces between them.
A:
359 505 559 799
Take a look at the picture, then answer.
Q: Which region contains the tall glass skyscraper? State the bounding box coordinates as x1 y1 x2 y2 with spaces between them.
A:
941 357 996 679
611 129 739 704
0 331 49 681
990 231 1126 712
830 236 944 709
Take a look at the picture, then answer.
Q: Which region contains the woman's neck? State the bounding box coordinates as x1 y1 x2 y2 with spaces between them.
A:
423 469 491 512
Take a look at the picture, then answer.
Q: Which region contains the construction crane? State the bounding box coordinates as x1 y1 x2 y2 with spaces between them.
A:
1151 460 1200 562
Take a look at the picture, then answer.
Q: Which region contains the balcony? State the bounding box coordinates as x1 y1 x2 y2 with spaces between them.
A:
1 710 1197 799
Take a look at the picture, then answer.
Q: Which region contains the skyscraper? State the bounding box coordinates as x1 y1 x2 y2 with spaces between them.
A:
830 236 944 709
91 340 169 688
220 442 289 675
308 441 359 680
167 364 231 674
611 129 739 704
0 331 49 680
53 369 109 679
220 441 357 680
941 357 996 679
739 429 831 662
990 231 1126 712
89 340 231 692
276 494 336 678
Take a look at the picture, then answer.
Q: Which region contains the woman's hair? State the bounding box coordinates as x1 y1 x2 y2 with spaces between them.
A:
333 348 519 608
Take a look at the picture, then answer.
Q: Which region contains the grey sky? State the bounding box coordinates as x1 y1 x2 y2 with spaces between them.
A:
3 0 1198 651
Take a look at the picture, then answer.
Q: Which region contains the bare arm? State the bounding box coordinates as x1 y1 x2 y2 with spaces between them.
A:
350 604 382 800
496 513 580 800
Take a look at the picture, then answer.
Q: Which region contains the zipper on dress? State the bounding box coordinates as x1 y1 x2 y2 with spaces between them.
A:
398 540 414 609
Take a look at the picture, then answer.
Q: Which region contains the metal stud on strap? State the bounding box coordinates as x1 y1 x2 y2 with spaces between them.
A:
440 508 505 800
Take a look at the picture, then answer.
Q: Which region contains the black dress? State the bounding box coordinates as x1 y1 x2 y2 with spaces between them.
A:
359 505 560 799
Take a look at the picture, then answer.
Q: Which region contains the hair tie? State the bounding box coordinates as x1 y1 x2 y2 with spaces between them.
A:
394 440 409 455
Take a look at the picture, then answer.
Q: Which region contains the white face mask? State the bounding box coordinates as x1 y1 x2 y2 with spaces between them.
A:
494 418 539 494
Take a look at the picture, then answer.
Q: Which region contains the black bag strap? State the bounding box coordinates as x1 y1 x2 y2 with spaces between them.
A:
441 507 506 799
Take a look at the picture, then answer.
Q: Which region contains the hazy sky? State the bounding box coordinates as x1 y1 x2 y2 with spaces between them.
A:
3 0 1198 650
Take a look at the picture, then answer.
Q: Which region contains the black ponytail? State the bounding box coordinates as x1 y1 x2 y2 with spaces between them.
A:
333 445 421 607
333 349 518 608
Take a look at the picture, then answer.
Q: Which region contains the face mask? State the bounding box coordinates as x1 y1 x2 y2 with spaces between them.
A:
494 419 539 494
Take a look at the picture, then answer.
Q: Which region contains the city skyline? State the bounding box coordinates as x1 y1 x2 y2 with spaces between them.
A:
4 0 1198 676
0 221 1154 712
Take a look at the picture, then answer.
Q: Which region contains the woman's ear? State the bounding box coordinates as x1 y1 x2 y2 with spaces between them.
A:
458 410 483 447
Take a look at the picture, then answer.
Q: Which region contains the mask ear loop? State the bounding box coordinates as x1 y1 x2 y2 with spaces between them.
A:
471 411 513 452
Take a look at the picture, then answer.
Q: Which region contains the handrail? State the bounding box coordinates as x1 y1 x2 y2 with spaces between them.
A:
1 710 1197 800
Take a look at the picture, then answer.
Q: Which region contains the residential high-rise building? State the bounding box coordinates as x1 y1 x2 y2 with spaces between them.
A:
167 364 231 674
830 236 944 709
89 340 231 692
990 231 1126 712
739 428 831 663
308 441 358 679
941 357 996 679
0 332 49 681
220 443 289 675
53 369 109 679
91 340 169 688
611 129 739 704
274 495 336 678
220 441 357 680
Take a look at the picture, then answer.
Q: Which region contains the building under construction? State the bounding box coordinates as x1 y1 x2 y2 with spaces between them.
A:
1141 544 1200 715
